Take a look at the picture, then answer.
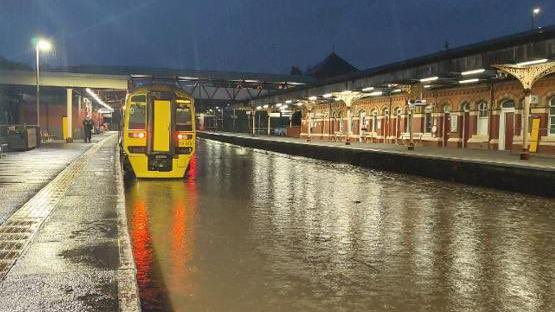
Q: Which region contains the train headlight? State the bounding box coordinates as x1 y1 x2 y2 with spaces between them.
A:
128 131 146 139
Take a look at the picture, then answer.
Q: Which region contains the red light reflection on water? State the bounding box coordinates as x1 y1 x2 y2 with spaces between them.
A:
130 200 156 302
129 162 199 309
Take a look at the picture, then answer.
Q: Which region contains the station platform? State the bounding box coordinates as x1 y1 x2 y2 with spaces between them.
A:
0 133 139 311
198 131 555 197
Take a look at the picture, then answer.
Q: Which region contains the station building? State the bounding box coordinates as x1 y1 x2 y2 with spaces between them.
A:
303 76 555 153
251 26 555 155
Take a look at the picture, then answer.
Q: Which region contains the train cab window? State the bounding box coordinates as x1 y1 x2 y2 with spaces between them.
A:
129 97 146 129
176 106 193 131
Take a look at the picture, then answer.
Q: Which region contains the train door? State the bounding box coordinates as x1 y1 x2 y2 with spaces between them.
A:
153 100 172 152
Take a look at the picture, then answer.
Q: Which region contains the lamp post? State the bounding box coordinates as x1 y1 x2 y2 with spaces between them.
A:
34 39 51 128
532 7 541 29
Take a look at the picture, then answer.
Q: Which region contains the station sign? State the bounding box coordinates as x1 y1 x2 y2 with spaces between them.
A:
269 112 281 117
408 99 427 108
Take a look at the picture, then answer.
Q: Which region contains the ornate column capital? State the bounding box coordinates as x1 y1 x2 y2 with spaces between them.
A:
493 61 555 91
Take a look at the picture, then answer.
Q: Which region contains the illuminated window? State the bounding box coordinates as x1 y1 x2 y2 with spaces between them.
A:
424 107 432 133
176 106 193 131
128 96 146 129
477 101 488 135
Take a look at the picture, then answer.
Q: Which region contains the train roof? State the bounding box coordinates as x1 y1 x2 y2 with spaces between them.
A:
129 83 193 99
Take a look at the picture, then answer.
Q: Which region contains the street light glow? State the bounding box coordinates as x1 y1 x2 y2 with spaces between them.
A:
322 93 333 98
256 106 262 110
36 39 52 51
263 104 269 109
533 7 540 15
516 58 548 66
308 96 317 101
461 68 485 76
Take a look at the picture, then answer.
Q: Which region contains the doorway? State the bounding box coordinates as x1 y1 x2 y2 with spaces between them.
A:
499 100 515 150
461 103 470 148
442 104 451 147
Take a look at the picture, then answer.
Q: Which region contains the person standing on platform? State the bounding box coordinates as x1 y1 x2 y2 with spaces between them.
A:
83 115 93 143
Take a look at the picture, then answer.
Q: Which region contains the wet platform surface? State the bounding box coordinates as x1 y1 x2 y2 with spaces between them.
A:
0 137 103 225
0 134 139 311
126 138 554 311
202 132 555 170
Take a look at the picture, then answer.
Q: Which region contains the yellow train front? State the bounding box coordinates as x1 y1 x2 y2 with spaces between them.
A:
121 84 195 178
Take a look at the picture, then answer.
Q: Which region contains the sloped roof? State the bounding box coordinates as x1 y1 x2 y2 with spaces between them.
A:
306 52 358 81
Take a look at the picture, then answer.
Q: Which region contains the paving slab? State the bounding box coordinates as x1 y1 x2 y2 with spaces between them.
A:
0 133 139 312
0 135 106 225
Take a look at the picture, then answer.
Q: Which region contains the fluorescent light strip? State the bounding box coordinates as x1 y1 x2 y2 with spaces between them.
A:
459 78 480 84
362 87 374 92
369 91 383 96
516 59 548 66
322 93 333 98
86 88 114 112
308 96 317 101
420 76 439 82
391 89 402 93
461 68 485 76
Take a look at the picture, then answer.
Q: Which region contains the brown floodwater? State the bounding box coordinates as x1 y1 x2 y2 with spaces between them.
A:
125 138 554 312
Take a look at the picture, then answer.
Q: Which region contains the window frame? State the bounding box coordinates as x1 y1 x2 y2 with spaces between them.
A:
477 101 489 136
127 97 147 130
549 97 555 136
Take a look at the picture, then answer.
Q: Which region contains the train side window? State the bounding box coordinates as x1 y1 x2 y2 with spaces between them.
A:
129 102 146 129
176 106 192 131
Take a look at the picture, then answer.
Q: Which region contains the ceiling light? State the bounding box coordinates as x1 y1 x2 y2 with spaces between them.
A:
459 78 480 84
420 76 439 82
461 69 485 76
516 59 548 66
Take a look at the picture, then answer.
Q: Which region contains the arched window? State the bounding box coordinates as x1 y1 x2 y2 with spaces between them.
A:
360 110 367 130
443 104 452 113
461 102 470 112
550 97 555 135
477 101 489 135
372 110 378 132
338 112 343 132
502 100 515 108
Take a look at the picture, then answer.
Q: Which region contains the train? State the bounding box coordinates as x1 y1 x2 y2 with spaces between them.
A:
120 83 196 178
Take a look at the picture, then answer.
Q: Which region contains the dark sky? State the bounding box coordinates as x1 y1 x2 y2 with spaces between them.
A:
1 0 553 74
